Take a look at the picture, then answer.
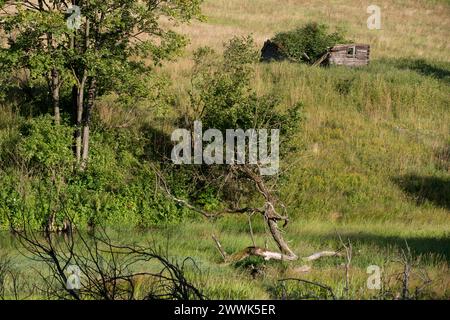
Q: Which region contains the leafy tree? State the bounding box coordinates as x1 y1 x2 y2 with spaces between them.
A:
172 36 302 260
0 0 71 122
0 0 203 168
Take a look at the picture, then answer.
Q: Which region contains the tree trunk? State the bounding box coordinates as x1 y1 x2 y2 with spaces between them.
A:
74 20 90 165
240 166 298 260
81 78 96 169
51 69 61 125
74 77 86 164
46 30 61 125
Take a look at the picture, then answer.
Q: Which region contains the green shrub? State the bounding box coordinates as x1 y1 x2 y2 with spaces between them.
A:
17 115 73 174
271 22 349 64
192 36 302 136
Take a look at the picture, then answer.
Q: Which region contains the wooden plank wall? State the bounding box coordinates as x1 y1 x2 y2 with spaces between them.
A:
328 44 370 67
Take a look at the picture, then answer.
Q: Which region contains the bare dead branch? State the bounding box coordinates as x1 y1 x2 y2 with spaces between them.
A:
212 234 227 262
303 251 342 262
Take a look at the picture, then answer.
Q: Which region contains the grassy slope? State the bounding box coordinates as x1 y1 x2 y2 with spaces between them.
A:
157 0 450 298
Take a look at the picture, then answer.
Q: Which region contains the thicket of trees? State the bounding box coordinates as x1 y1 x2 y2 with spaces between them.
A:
1 0 202 167
0 1 304 261
0 0 203 230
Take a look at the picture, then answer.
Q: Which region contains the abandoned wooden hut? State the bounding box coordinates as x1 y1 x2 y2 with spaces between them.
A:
260 40 288 61
260 40 370 67
326 44 370 67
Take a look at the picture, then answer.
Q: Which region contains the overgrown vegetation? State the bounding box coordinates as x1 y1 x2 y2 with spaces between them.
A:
271 22 348 63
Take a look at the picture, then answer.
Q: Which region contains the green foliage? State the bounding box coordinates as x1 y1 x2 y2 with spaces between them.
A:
191 36 302 141
195 187 221 212
0 112 193 229
0 0 204 116
0 0 205 230
180 36 303 211
272 22 348 63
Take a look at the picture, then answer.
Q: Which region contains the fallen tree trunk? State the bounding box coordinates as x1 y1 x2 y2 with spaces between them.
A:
213 235 340 263
213 235 297 262
232 246 298 262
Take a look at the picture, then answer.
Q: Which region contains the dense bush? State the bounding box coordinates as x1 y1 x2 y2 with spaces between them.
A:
192 36 301 139
271 22 349 64
17 115 74 174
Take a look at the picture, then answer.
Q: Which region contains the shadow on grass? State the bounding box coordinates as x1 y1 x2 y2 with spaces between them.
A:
347 233 449 261
393 175 450 210
379 58 450 84
310 232 450 262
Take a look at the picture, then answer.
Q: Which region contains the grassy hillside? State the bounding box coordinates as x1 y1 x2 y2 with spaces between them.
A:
156 0 450 298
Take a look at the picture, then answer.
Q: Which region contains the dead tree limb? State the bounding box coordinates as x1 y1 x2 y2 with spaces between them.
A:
338 235 352 298
303 251 343 262
211 235 298 263
156 163 352 265
239 166 297 260
154 166 263 218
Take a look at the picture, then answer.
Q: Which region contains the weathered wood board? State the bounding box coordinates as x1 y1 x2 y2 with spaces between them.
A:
328 44 370 67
